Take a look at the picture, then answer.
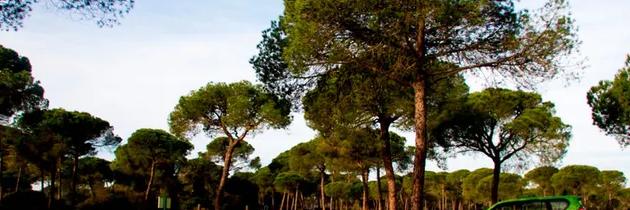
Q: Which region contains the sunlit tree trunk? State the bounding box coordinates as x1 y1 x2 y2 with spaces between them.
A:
214 141 237 210
376 167 383 210
361 169 369 210
411 79 429 210
145 160 156 201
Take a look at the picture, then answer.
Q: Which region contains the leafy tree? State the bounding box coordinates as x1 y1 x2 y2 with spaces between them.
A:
600 170 626 208
551 165 601 207
0 0 134 30
168 81 291 210
476 173 523 205
281 0 578 209
32 108 120 204
524 166 559 196
178 157 222 210
14 110 66 208
0 44 47 199
203 136 261 173
78 157 112 201
111 128 192 201
462 168 493 208
587 55 630 147
433 88 570 203
287 138 328 210
446 169 470 210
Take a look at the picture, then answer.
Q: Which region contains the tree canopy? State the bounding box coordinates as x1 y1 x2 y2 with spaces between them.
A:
587 55 630 147
280 1 578 208
0 0 134 31
433 88 571 203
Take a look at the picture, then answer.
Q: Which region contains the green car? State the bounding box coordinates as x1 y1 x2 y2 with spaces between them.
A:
488 195 585 210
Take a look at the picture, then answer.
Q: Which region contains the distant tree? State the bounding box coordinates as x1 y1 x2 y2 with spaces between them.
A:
476 173 523 204
600 170 626 208
168 81 291 210
111 128 192 201
281 1 579 209
78 157 112 200
433 88 571 204
0 0 134 31
14 110 65 208
0 45 47 199
587 55 630 147
203 137 260 173
31 108 120 204
178 157 222 210
287 138 327 210
524 166 559 196
551 165 601 207
274 172 306 210
462 168 493 208
446 169 470 210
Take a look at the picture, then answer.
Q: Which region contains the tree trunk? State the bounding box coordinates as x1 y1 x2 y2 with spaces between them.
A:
321 169 326 210
214 142 238 210
57 162 62 200
361 169 369 210
293 186 299 210
14 165 22 193
41 170 45 192
71 155 79 204
378 119 398 210
49 165 57 209
272 188 276 210
280 191 286 210
411 79 429 210
0 140 3 201
145 160 156 201
376 167 383 210
491 160 501 204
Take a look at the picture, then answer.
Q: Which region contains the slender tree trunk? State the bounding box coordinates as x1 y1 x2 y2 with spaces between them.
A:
330 196 334 210
272 188 276 210
71 155 79 204
57 163 62 200
49 165 57 209
293 186 299 210
411 79 429 210
280 191 286 210
214 142 237 210
0 140 3 201
361 169 370 210
41 170 45 192
321 169 326 210
378 119 398 210
376 167 383 210
14 165 22 193
491 160 501 204
145 160 156 201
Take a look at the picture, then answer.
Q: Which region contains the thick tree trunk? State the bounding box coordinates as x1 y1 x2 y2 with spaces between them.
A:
378 119 398 210
411 79 429 210
376 167 383 210
320 170 326 210
491 160 501 204
214 142 237 210
361 169 369 210
145 160 156 201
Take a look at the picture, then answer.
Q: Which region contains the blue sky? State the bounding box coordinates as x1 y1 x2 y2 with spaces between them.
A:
1 0 629 180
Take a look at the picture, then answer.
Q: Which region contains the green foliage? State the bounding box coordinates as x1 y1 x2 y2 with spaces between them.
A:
0 0 134 31
462 168 493 203
0 45 47 120
111 129 192 194
203 136 260 172
477 173 523 203
169 81 291 140
551 165 601 197
524 166 559 196
587 55 630 146
434 88 571 166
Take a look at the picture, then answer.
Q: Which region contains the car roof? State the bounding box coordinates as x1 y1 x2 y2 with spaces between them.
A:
490 195 581 208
